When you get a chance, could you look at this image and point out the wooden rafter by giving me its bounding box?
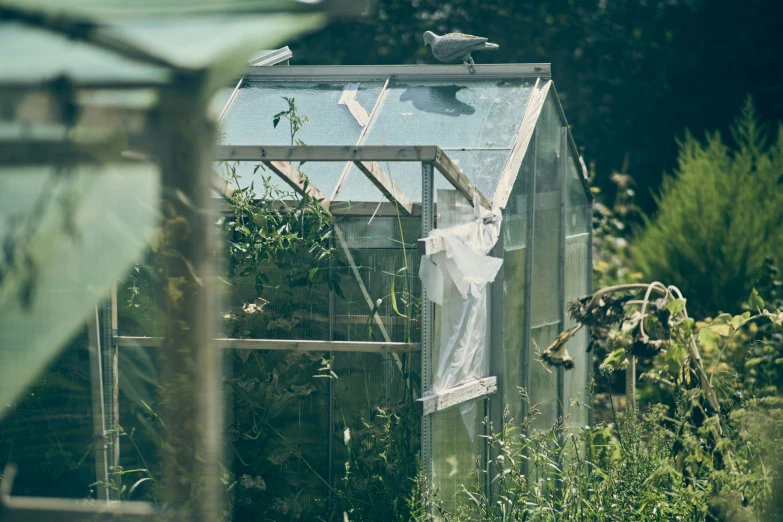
[432,148,491,209]
[262,160,330,210]
[353,160,413,215]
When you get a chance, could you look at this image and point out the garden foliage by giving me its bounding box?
[633,99,783,316]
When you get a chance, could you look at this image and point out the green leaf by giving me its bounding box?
[731,315,744,329]
[390,277,403,317]
[742,311,751,320]
[698,328,718,351]
[665,298,686,315]
[748,287,765,312]
[711,313,732,325]
[600,348,628,372]
[709,323,731,337]
[680,317,695,337]
[665,344,687,375]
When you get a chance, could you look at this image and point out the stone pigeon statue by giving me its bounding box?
[423,31,499,73]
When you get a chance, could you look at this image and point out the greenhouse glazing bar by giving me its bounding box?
[557,126,568,427]
[420,160,435,482]
[113,337,421,353]
[214,145,492,208]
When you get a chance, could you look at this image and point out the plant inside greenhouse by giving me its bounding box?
[1,1,782,522]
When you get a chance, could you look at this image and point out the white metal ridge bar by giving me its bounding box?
[249,46,293,67]
[243,63,551,80]
[218,47,294,123]
[492,78,551,209]
[331,76,391,201]
[218,77,244,122]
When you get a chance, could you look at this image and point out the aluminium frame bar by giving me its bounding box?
[557,126,568,430]
[113,336,420,353]
[86,305,109,501]
[520,127,538,479]
[420,161,435,483]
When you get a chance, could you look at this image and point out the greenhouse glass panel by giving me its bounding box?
[499,140,533,423]
[361,79,534,148]
[563,148,591,427]
[563,235,590,427]
[117,343,163,496]
[335,78,535,202]
[224,347,331,520]
[220,81,384,196]
[431,399,485,511]
[0,340,102,499]
[528,93,563,431]
[331,350,420,477]
[332,216,422,344]
[565,150,590,237]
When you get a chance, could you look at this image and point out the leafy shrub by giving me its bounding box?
[446,402,709,522]
[633,98,783,316]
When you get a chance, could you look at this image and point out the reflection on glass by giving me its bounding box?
[566,148,590,237]
[221,81,383,146]
[0,339,99,499]
[432,400,485,512]
[563,234,590,427]
[527,93,563,431]
[499,145,533,423]
[363,79,534,148]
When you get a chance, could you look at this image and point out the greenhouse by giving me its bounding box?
[204,61,593,510]
[1,8,591,519]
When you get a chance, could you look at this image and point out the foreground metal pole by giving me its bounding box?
[156,75,221,521]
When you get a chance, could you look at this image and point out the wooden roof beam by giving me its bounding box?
[262,160,330,211]
[353,160,413,215]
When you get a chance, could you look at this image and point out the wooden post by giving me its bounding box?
[626,355,636,410]
[155,76,221,521]
[87,305,109,501]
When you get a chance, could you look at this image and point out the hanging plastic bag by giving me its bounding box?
[419,194,503,439]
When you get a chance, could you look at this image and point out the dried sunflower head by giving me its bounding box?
[541,327,577,369]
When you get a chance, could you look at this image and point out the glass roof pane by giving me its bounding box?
[335,78,535,202]
[220,81,383,195]
[0,22,168,84]
[362,79,534,148]
[0,14,322,83]
[221,81,383,146]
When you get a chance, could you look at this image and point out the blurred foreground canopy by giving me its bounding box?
[0,0,348,416]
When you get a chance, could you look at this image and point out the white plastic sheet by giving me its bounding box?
[419,194,503,438]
